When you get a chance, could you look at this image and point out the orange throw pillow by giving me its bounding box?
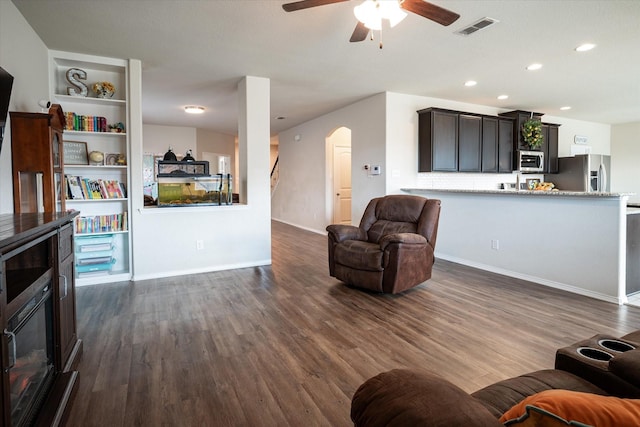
[499,390,640,427]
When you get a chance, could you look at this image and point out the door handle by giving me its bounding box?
[336,193,340,196]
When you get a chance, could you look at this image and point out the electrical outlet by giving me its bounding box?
[196,240,204,250]
[491,239,499,250]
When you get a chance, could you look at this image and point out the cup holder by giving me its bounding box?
[577,347,613,361]
[598,339,636,353]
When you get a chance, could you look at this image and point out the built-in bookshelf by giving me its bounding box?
[49,50,133,285]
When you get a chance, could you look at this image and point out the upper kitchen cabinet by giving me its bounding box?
[481,116,514,173]
[418,108,458,172]
[458,114,482,172]
[419,108,513,173]
[542,123,560,173]
[498,110,544,152]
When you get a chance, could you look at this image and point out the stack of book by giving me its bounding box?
[75,234,116,277]
[64,112,108,132]
[66,175,127,200]
[74,213,128,234]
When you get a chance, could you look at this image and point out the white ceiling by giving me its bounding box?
[12,0,640,136]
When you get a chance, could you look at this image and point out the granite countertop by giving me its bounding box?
[401,188,633,198]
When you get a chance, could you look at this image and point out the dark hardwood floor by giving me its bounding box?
[66,220,640,426]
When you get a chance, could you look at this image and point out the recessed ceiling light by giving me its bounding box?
[464,80,477,87]
[184,106,205,114]
[526,63,543,71]
[497,94,509,100]
[575,43,596,52]
[560,106,572,111]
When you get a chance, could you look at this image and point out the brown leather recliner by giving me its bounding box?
[326,195,441,294]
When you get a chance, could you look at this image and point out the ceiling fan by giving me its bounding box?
[282,0,460,43]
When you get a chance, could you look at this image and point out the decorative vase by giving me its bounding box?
[97,89,114,99]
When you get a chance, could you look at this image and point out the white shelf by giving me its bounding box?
[64,164,127,170]
[51,50,134,285]
[54,94,126,105]
[64,130,126,137]
[75,230,129,237]
[66,198,128,203]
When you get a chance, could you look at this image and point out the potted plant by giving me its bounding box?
[522,119,543,149]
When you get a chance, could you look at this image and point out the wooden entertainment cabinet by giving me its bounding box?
[0,212,81,426]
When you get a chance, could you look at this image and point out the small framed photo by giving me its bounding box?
[105,152,126,166]
[63,141,88,165]
[526,178,540,190]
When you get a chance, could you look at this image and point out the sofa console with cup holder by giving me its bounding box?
[555,331,640,398]
[351,330,640,426]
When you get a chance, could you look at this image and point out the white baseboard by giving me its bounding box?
[271,218,326,235]
[131,259,272,282]
[435,253,625,305]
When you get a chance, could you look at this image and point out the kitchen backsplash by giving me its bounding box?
[416,172,546,190]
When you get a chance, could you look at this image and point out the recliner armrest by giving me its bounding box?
[326,224,366,243]
[379,233,428,251]
[351,369,501,427]
[610,349,640,388]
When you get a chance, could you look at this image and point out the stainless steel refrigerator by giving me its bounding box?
[553,154,611,192]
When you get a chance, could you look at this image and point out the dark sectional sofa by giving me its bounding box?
[351,330,640,426]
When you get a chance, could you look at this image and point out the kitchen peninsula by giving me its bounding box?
[402,188,633,304]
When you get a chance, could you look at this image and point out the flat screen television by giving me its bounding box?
[0,66,14,154]
[0,66,14,126]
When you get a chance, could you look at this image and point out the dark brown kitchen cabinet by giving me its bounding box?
[482,117,498,172]
[542,123,559,173]
[418,108,458,172]
[458,114,482,172]
[482,117,514,173]
[498,118,514,172]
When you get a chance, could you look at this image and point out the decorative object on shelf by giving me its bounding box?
[66,68,88,97]
[522,118,543,149]
[105,152,126,166]
[108,122,125,133]
[63,141,89,165]
[92,81,115,98]
[182,149,195,162]
[526,178,540,190]
[163,147,177,161]
[89,150,105,165]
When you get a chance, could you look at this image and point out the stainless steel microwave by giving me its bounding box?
[518,150,544,172]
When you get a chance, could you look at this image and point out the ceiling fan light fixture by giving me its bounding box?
[354,0,407,30]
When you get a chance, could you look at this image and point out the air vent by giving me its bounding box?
[455,17,499,36]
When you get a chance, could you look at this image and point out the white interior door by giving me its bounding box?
[333,145,351,224]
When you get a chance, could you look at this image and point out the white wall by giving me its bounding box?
[407,190,628,304]
[143,124,196,157]
[611,122,640,203]
[272,93,386,233]
[273,90,613,234]
[196,128,236,173]
[0,1,50,213]
[131,77,271,280]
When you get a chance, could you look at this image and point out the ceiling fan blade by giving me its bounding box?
[400,0,460,26]
[350,21,370,42]
[282,0,349,12]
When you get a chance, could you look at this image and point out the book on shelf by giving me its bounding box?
[64,112,109,133]
[65,175,126,200]
[74,212,128,234]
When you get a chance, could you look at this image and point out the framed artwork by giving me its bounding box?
[105,152,126,166]
[63,141,88,165]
